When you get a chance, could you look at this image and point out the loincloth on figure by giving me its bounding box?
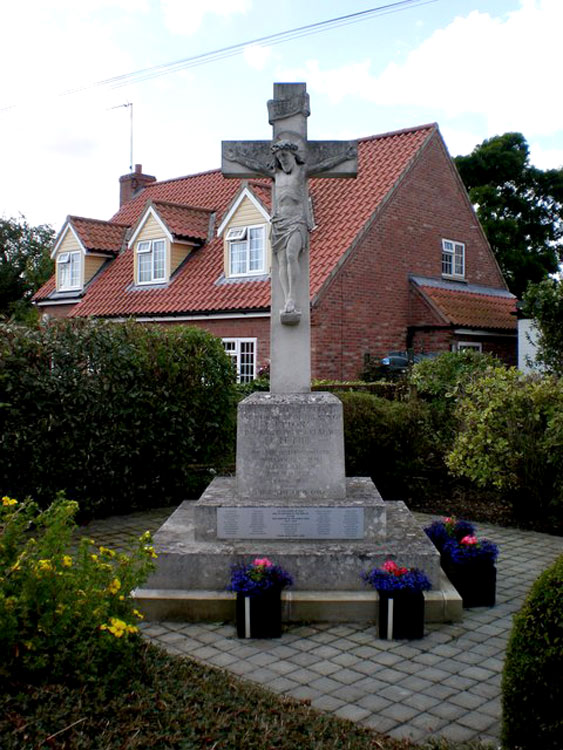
[271,216,309,255]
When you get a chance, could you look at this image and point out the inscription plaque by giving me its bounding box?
[217,506,364,540]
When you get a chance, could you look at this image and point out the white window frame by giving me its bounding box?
[137,238,167,284]
[457,341,482,352]
[222,338,257,383]
[57,250,82,290]
[228,224,266,277]
[442,238,465,279]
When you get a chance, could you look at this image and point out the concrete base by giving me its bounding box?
[134,572,462,624]
[135,491,448,622]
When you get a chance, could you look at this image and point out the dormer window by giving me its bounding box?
[57,251,81,290]
[137,239,166,283]
[228,225,265,276]
[442,239,465,279]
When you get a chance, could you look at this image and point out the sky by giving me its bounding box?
[1,0,562,231]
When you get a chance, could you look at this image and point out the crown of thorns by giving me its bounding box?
[271,139,299,153]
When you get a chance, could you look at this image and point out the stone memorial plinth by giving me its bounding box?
[236,392,346,500]
[134,83,459,625]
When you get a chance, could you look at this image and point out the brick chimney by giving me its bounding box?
[119,164,156,207]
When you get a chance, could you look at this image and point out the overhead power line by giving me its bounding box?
[1,0,436,111]
[68,0,437,91]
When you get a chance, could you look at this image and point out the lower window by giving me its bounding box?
[222,338,256,382]
[457,342,482,352]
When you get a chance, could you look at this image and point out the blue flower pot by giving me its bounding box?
[378,590,425,640]
[236,589,282,638]
[443,560,496,608]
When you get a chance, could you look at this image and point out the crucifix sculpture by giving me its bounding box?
[222,83,357,393]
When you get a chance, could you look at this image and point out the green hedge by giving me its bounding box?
[447,367,563,526]
[313,380,403,400]
[409,350,501,454]
[338,392,439,499]
[0,320,237,517]
[502,554,563,749]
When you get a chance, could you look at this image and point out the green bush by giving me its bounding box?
[339,392,438,499]
[0,493,154,684]
[409,350,501,452]
[447,367,563,525]
[501,554,563,749]
[523,277,563,376]
[409,350,500,399]
[0,319,237,517]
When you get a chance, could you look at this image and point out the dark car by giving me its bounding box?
[379,351,438,377]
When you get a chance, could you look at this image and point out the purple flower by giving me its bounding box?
[361,563,432,593]
[443,537,499,565]
[424,517,476,551]
[227,559,293,596]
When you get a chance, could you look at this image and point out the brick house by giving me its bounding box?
[34,123,517,381]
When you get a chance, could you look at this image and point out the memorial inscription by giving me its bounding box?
[217,506,364,540]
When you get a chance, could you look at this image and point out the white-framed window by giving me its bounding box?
[57,251,81,290]
[222,338,256,383]
[228,225,265,276]
[137,239,166,284]
[457,342,482,352]
[442,239,465,278]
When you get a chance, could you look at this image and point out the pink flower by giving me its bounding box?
[382,560,408,576]
[253,557,273,567]
[444,517,454,524]
[461,535,478,545]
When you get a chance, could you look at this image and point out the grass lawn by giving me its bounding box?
[1,642,495,750]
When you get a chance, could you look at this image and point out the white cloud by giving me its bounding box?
[439,126,486,159]
[0,4,137,108]
[160,0,252,36]
[281,0,563,141]
[243,44,272,71]
[529,143,563,170]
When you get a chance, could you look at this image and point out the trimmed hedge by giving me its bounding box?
[501,554,563,749]
[338,391,439,499]
[313,380,404,400]
[0,320,237,517]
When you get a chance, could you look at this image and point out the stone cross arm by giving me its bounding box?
[222,140,358,179]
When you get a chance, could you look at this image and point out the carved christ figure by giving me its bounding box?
[224,136,357,320]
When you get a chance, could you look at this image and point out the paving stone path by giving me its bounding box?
[82,507,563,746]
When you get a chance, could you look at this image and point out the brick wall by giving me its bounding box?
[37,304,79,319]
[312,132,511,380]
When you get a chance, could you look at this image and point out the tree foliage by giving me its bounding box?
[0,216,55,322]
[522,276,563,375]
[454,133,563,298]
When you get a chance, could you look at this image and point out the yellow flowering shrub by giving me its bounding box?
[0,493,156,681]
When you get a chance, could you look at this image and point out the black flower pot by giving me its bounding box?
[378,590,425,640]
[443,560,496,608]
[236,589,282,638]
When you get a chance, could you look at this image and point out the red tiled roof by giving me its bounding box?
[145,201,214,243]
[69,216,128,254]
[35,124,437,314]
[419,286,517,330]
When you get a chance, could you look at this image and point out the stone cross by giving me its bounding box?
[222,82,357,393]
